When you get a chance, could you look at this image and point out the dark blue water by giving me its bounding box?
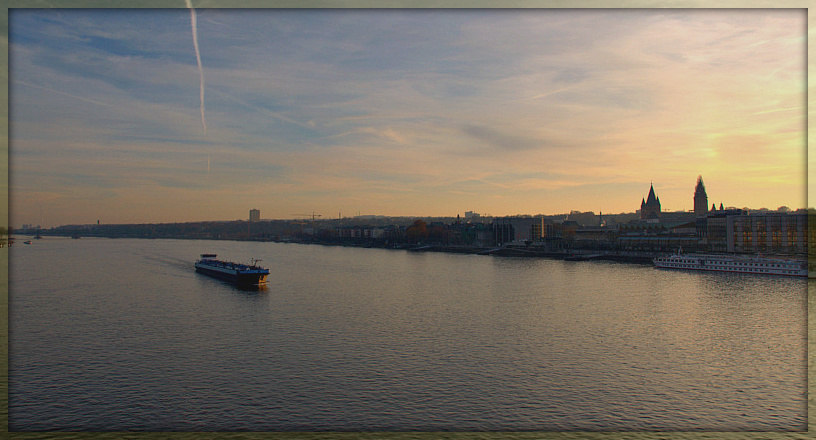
[7,237,807,431]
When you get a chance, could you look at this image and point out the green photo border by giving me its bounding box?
[1,1,811,439]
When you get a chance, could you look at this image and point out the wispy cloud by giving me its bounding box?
[752,106,804,115]
[14,79,114,107]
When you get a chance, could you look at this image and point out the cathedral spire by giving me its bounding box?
[646,184,658,204]
[694,175,706,196]
[694,175,709,216]
[641,183,661,219]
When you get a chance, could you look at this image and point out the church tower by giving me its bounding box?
[640,183,661,219]
[693,175,708,216]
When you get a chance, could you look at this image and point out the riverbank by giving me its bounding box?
[405,244,657,264]
[291,240,813,275]
[13,233,812,275]
[297,240,658,264]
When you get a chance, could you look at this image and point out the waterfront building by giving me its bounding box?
[727,211,807,255]
[693,176,708,216]
[617,234,702,253]
[808,211,816,273]
[573,226,617,249]
[335,225,387,240]
[617,222,698,252]
[452,221,490,246]
[532,220,579,249]
[493,217,545,245]
[705,209,745,252]
[428,222,452,243]
[640,184,661,219]
[617,220,702,252]
[249,209,260,222]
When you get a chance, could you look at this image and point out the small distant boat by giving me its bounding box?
[23,240,32,244]
[194,254,269,287]
[654,250,807,277]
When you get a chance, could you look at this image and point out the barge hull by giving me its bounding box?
[195,263,269,286]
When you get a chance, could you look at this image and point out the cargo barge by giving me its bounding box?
[195,254,269,286]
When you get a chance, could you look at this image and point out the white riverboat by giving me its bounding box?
[653,251,807,277]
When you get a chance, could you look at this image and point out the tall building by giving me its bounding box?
[249,209,260,222]
[693,175,708,216]
[640,183,661,219]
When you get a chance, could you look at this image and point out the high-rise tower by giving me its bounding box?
[693,176,708,216]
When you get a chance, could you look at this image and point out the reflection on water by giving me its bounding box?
[236,283,268,293]
[8,238,807,431]
[192,269,270,293]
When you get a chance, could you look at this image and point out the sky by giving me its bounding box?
[8,8,807,227]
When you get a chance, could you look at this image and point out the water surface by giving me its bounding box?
[8,237,807,431]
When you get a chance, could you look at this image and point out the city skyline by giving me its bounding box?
[9,8,807,228]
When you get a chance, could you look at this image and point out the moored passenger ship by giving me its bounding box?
[653,251,807,277]
[195,254,270,286]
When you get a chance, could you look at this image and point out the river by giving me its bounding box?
[7,237,807,431]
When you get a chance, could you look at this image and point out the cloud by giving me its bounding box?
[460,124,550,153]
[8,9,806,224]
[14,79,114,107]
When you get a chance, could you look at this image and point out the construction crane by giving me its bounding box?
[292,212,322,220]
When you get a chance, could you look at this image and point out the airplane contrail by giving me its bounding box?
[186,0,206,133]
[15,79,114,107]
